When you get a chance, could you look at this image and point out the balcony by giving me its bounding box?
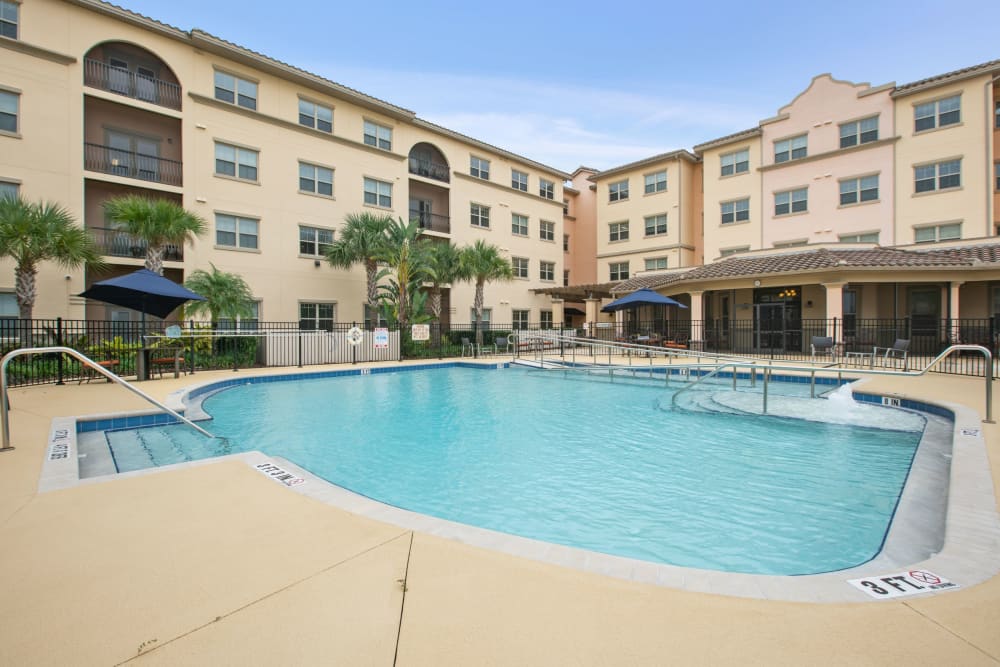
[408,157,450,183]
[409,210,451,234]
[84,143,182,187]
[88,226,184,262]
[84,58,182,110]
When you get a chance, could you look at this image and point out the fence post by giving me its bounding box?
[297,326,303,368]
[438,321,443,360]
[188,319,195,375]
[56,318,64,385]
[473,319,479,359]
[352,321,357,365]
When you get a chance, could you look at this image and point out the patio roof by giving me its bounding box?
[533,282,619,300]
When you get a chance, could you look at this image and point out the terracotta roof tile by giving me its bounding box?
[892,59,1000,95]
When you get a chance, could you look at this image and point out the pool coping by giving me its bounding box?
[40,363,1000,603]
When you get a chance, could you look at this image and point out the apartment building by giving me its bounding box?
[0,0,568,327]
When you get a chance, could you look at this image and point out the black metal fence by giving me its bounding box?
[0,317,995,387]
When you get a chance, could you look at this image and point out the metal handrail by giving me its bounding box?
[0,346,215,452]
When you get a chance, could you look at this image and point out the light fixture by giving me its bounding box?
[777,288,798,299]
[314,259,321,267]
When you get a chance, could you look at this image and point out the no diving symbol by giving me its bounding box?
[909,570,941,585]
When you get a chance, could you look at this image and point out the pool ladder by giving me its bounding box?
[0,346,215,452]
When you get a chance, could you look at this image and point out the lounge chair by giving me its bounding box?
[810,336,837,361]
[663,333,689,349]
[875,338,910,369]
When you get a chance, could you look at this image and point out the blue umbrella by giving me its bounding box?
[78,269,206,333]
[601,288,687,312]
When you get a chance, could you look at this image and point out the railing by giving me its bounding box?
[87,227,183,261]
[83,58,182,110]
[84,142,183,186]
[408,209,451,233]
[408,157,450,183]
[0,346,214,452]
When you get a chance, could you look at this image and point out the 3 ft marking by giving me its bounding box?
[881,396,901,407]
[848,570,957,599]
[360,368,371,375]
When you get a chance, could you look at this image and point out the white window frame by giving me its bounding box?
[512,169,528,192]
[470,156,490,180]
[539,310,553,329]
[645,257,668,271]
[839,175,879,205]
[299,302,336,331]
[839,116,878,148]
[470,203,490,228]
[0,1,18,40]
[838,232,880,243]
[644,214,667,236]
[215,213,259,250]
[915,159,961,193]
[214,70,257,111]
[609,221,629,242]
[914,95,961,132]
[511,213,529,236]
[609,261,629,281]
[298,162,334,197]
[214,142,258,182]
[470,307,492,325]
[539,178,554,199]
[609,179,629,202]
[644,170,667,194]
[539,220,555,241]
[363,120,392,150]
[914,222,962,243]
[539,260,555,282]
[720,149,749,176]
[774,134,807,163]
[0,179,18,200]
[0,89,19,135]
[512,309,530,330]
[298,98,332,133]
[299,225,334,257]
[721,198,750,225]
[774,187,807,216]
[511,256,529,278]
[720,246,750,257]
[363,177,392,208]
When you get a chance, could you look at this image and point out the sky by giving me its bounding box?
[117,0,999,174]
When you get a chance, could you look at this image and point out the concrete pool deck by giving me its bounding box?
[1,359,999,664]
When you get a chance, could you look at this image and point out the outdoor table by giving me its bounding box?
[844,350,873,366]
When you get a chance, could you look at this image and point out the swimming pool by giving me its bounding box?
[100,366,931,576]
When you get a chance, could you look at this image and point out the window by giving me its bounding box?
[0,90,18,134]
[721,149,750,176]
[914,95,960,132]
[539,178,554,199]
[563,234,569,252]
[363,177,392,208]
[915,160,961,193]
[996,102,1000,129]
[0,292,17,319]
[299,302,335,331]
[609,261,629,281]
[298,99,332,133]
[363,121,392,150]
[839,116,878,148]
[214,70,257,110]
[0,1,17,39]
[839,232,880,243]
[0,180,17,200]
[470,156,490,180]
[470,307,491,325]
[609,179,629,202]
[216,213,259,250]
[540,311,553,329]
[470,203,490,228]
[774,134,807,163]
[511,256,529,278]
[914,222,961,243]
[645,257,667,271]
[539,220,555,241]
[512,213,528,236]
[539,261,555,281]
[562,198,569,215]
[720,246,749,257]
[364,305,388,329]
[299,226,334,256]
[215,142,258,181]
[773,239,808,248]
[644,170,667,194]
[299,162,333,197]
[839,175,879,205]
[219,301,260,332]
[512,310,530,330]
[721,198,750,225]
[644,214,667,236]
[609,221,629,242]
[563,270,569,287]
[774,188,807,216]
[511,169,528,192]
[995,163,1000,191]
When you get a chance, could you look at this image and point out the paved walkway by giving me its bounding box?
[0,361,998,665]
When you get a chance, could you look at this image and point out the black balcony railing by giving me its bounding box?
[409,209,451,233]
[84,142,182,186]
[408,157,450,183]
[84,59,182,110]
[87,227,183,262]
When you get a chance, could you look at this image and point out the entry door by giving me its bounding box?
[411,198,432,228]
[754,303,785,351]
[108,57,130,94]
[106,130,133,176]
[134,136,159,181]
[135,65,157,102]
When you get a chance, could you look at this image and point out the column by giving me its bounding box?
[688,291,704,350]
[949,281,963,343]
[551,298,564,328]
[584,297,601,337]
[822,282,845,341]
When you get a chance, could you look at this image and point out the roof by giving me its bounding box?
[692,127,762,153]
[588,150,700,181]
[892,58,1000,97]
[613,244,1000,294]
[532,282,620,300]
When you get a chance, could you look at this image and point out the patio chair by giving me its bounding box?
[875,339,910,369]
[663,332,689,350]
[495,335,511,354]
[460,337,475,357]
[810,336,836,361]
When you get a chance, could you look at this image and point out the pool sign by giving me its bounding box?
[848,570,958,599]
[346,326,364,346]
[411,324,430,341]
[373,327,389,349]
[255,461,305,487]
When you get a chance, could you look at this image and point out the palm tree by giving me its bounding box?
[376,217,426,329]
[183,264,255,326]
[325,211,392,326]
[460,239,514,346]
[104,195,206,275]
[422,240,466,321]
[0,196,104,320]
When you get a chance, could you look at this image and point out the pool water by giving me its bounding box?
[105,367,927,575]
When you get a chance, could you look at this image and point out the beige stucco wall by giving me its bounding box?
[894,74,993,242]
[700,138,762,260]
[564,168,598,285]
[760,75,895,248]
